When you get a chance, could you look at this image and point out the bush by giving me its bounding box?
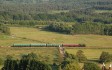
[99,51,112,63]
[76,50,87,62]
[61,52,79,70]
[46,23,73,34]
[65,52,78,61]
[0,58,3,65]
[84,62,101,70]
[0,24,10,35]
[64,61,81,70]
[79,44,86,47]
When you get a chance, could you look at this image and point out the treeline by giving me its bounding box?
[46,23,112,35]
[0,0,82,14]
[61,50,102,70]
[2,53,52,70]
[0,23,10,35]
[85,0,112,10]
[61,50,112,70]
[0,7,112,24]
[0,11,112,24]
[8,20,62,27]
[1,51,112,70]
[0,0,112,36]
[73,23,104,35]
[46,23,73,34]
[0,0,112,24]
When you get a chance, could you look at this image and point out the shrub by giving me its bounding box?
[64,61,81,70]
[79,44,86,47]
[84,62,101,70]
[46,23,73,34]
[0,58,3,65]
[0,24,10,35]
[99,51,112,63]
[76,50,87,62]
[61,52,79,70]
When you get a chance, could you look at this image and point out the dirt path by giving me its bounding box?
[58,46,65,59]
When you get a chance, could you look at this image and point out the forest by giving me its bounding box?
[0,0,112,35]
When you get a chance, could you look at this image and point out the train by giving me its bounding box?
[12,43,86,47]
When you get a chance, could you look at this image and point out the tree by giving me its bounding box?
[0,58,3,65]
[2,53,52,70]
[47,23,73,34]
[65,52,78,61]
[61,52,80,70]
[0,24,10,35]
[84,62,101,70]
[99,51,112,63]
[76,50,87,62]
[27,52,38,59]
[64,61,81,70]
[3,55,18,70]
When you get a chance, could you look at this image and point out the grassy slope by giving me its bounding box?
[65,48,112,60]
[6,27,112,48]
[0,33,35,46]
[66,48,112,68]
[0,47,58,64]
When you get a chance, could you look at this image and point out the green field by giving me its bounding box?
[95,10,112,13]
[0,47,60,70]
[48,10,69,14]
[65,48,112,60]
[1,27,112,47]
[65,48,112,68]
[0,27,112,69]
[0,47,59,64]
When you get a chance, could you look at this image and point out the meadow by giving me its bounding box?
[65,48,112,68]
[2,27,111,48]
[65,48,112,60]
[48,10,69,14]
[0,47,59,64]
[95,10,112,13]
[0,27,112,69]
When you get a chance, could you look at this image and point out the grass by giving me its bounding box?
[0,33,36,46]
[65,48,112,68]
[0,27,112,69]
[65,48,112,60]
[0,65,3,69]
[0,47,59,64]
[48,10,69,14]
[95,10,112,13]
[3,27,112,48]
